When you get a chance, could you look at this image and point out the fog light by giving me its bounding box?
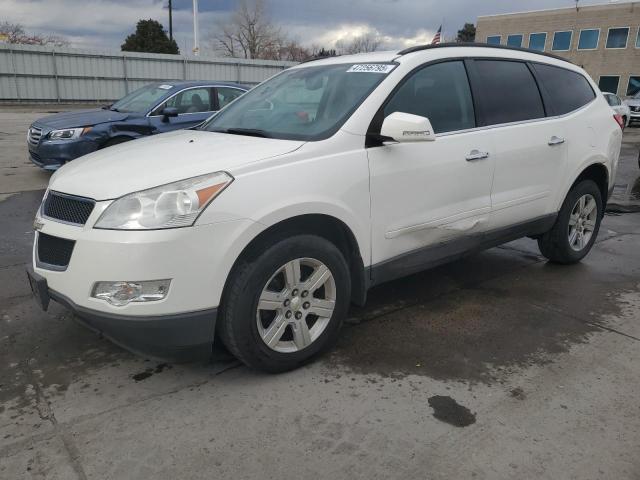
[91,280,171,306]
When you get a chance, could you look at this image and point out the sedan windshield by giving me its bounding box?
[202,63,396,141]
[110,84,174,113]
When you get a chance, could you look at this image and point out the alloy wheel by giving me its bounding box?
[256,258,336,353]
[567,193,598,252]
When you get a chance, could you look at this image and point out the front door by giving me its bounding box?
[149,87,216,133]
[367,60,495,281]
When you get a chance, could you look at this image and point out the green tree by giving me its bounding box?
[456,23,476,43]
[121,19,179,54]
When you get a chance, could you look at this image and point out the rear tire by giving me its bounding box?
[217,234,351,373]
[537,180,603,264]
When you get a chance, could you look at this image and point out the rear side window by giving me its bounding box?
[383,61,475,134]
[532,63,595,115]
[473,60,545,125]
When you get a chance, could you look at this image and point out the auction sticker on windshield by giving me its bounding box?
[158,84,174,90]
[347,64,395,74]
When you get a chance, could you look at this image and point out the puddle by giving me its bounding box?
[631,177,640,200]
[428,395,476,427]
[329,284,600,383]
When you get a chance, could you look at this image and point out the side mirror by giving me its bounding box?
[380,112,436,143]
[162,107,179,121]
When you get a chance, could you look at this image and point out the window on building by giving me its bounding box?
[606,27,629,49]
[507,34,523,48]
[627,76,640,96]
[486,35,501,45]
[384,61,476,134]
[578,29,600,50]
[473,60,545,125]
[636,28,640,48]
[598,76,620,94]
[528,33,547,51]
[552,31,573,51]
[532,64,596,115]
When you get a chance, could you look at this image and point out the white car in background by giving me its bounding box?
[604,92,630,127]
[622,92,640,125]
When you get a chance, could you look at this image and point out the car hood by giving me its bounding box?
[49,129,305,200]
[624,98,640,107]
[34,109,133,129]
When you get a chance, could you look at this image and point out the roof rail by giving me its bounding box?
[397,42,572,64]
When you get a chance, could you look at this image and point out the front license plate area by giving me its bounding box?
[26,267,50,311]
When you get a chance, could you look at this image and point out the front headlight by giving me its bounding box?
[49,127,92,140]
[94,171,233,230]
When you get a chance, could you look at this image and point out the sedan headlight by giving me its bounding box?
[94,172,233,230]
[49,127,92,140]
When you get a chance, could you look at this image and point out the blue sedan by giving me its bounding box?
[27,81,247,170]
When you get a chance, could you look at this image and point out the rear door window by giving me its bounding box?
[532,63,596,115]
[383,60,476,134]
[216,87,245,109]
[473,60,545,126]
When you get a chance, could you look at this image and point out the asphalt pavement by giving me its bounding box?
[1,107,639,480]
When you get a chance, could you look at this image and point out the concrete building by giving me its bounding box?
[476,1,640,97]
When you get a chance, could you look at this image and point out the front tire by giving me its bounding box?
[218,234,351,373]
[537,180,603,264]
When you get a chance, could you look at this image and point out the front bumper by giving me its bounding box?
[27,265,216,360]
[31,207,259,360]
[28,137,98,170]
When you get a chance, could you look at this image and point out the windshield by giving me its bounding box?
[633,91,640,99]
[110,84,174,113]
[201,63,396,141]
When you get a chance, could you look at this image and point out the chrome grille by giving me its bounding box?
[43,191,95,226]
[28,126,43,146]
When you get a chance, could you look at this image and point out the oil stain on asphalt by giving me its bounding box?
[131,363,173,382]
[427,395,476,427]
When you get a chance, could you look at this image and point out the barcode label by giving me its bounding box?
[346,64,395,74]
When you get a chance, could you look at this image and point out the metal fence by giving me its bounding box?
[0,44,297,103]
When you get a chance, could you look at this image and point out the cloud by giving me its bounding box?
[0,0,627,52]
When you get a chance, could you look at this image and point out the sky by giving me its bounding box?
[0,0,628,54]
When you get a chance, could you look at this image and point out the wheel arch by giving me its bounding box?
[99,135,136,149]
[571,162,610,210]
[223,214,368,307]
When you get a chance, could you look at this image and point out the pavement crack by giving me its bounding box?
[527,301,640,343]
[21,359,89,480]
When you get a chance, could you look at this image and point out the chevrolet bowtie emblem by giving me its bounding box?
[33,219,44,231]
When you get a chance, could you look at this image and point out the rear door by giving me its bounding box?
[470,59,567,229]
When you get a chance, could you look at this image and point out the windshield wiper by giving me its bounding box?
[215,127,271,138]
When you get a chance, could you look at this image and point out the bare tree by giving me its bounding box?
[335,33,382,55]
[0,22,69,46]
[209,0,285,59]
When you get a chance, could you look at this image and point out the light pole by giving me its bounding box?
[193,0,200,56]
[168,0,173,43]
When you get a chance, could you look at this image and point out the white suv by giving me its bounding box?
[27,44,622,372]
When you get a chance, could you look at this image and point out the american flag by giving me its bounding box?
[431,25,442,45]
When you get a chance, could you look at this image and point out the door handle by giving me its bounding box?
[465,149,490,161]
[548,136,565,146]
